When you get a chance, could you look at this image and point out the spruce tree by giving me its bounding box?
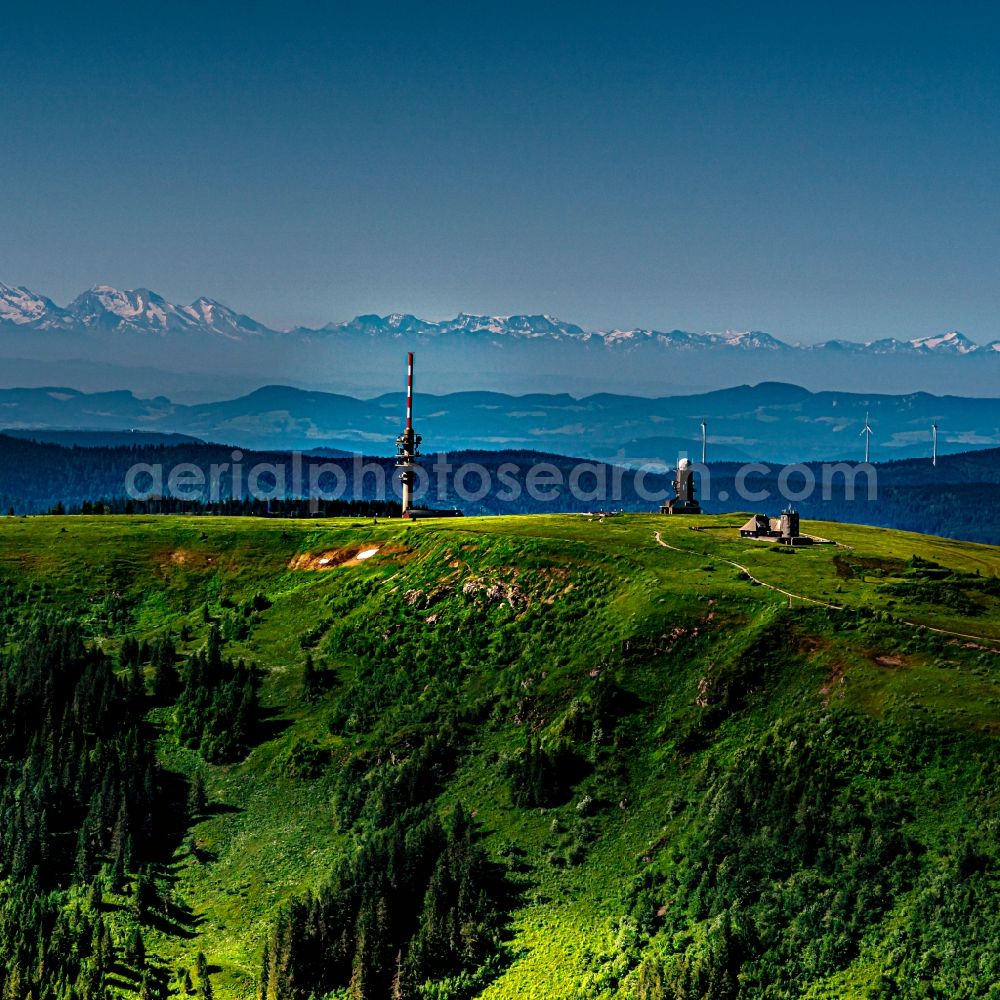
[188,771,207,820]
[302,654,317,703]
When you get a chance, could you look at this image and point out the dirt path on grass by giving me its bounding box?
[654,530,843,609]
[652,531,1000,651]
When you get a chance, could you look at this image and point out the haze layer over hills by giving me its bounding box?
[1,380,997,464]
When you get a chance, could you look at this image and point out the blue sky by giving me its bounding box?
[2,1,1000,342]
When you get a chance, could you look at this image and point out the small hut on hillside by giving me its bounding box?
[739,507,811,545]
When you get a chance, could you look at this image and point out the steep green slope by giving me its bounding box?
[0,513,999,999]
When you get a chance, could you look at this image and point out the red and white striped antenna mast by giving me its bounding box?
[406,351,414,430]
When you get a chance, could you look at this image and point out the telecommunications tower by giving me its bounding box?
[395,352,422,516]
[393,353,463,519]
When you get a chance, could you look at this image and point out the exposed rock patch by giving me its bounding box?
[461,578,527,609]
[403,585,452,609]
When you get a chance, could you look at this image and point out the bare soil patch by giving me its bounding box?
[289,544,408,571]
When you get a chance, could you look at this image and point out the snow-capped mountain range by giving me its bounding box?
[318,312,996,354]
[2,282,999,354]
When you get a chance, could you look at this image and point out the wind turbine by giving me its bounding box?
[700,419,707,465]
[932,423,938,467]
[860,411,874,463]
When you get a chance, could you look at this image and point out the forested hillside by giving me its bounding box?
[0,514,999,998]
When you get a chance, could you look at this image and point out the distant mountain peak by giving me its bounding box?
[444,313,586,337]
[324,312,587,339]
[703,329,789,350]
[910,330,978,354]
[0,284,66,326]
